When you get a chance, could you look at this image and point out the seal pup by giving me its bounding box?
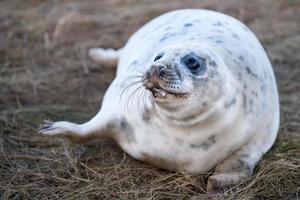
[39,9,280,194]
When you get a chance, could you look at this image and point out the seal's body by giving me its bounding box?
[40,9,279,194]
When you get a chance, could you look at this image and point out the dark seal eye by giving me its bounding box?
[154,52,164,61]
[181,53,207,75]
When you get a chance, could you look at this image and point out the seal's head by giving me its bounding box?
[143,44,227,113]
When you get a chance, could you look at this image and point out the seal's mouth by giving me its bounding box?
[149,86,188,99]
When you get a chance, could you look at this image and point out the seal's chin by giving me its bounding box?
[149,87,188,100]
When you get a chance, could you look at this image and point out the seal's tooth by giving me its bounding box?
[160,89,166,97]
[153,88,166,98]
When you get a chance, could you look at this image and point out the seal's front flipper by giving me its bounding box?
[39,111,120,143]
[89,47,122,67]
[206,144,262,195]
[39,120,85,143]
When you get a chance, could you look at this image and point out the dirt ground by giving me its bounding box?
[0,0,299,199]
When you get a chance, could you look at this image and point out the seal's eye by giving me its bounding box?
[154,52,164,62]
[181,53,207,75]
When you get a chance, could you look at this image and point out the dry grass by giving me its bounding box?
[0,0,299,199]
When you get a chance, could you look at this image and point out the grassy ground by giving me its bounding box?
[0,0,299,199]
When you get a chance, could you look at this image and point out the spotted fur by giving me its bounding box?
[40,9,279,195]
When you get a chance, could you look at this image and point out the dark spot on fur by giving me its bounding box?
[238,72,243,81]
[160,33,176,42]
[224,97,236,108]
[232,33,240,39]
[249,99,254,112]
[106,122,116,130]
[160,36,168,42]
[225,48,233,55]
[215,39,224,43]
[184,23,193,27]
[120,118,135,143]
[230,159,253,174]
[260,82,267,92]
[240,153,249,158]
[246,67,258,79]
[142,109,151,122]
[238,56,244,62]
[242,92,247,112]
[213,22,223,26]
[190,135,216,150]
[207,36,215,40]
[210,29,224,33]
[251,90,258,97]
[164,105,181,112]
[209,60,217,67]
[165,26,172,31]
[243,83,248,90]
[130,60,138,66]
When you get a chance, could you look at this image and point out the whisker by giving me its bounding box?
[136,86,145,112]
[124,74,143,81]
[120,76,144,114]
[143,90,149,111]
[126,84,144,113]
[119,80,143,103]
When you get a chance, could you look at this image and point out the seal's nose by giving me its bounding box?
[149,64,167,78]
[143,64,167,90]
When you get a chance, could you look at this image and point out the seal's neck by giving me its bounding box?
[154,98,225,127]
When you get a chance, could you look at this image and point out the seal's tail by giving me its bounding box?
[89,47,122,67]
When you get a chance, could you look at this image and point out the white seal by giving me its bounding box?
[39,9,279,194]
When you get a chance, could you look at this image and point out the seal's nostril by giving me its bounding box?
[158,65,167,72]
[150,64,167,77]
